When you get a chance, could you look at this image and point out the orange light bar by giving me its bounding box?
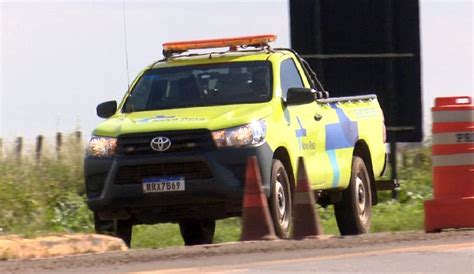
[163,34,277,53]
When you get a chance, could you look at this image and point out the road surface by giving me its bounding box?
[1,230,473,273]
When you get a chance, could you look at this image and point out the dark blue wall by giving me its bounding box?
[290,0,422,142]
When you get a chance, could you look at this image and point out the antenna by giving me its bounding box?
[122,0,131,89]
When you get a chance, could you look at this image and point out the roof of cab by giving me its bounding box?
[150,49,291,69]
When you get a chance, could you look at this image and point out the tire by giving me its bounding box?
[94,213,133,247]
[334,156,372,235]
[269,159,292,239]
[178,219,215,246]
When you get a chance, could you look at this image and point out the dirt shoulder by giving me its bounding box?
[1,230,473,273]
[0,234,127,260]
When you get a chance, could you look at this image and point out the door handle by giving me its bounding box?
[314,113,323,121]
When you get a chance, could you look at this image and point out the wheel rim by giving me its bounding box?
[275,172,290,230]
[355,174,369,224]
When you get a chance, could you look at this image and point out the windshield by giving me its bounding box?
[123,61,272,112]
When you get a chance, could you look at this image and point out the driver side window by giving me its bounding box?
[280,58,304,99]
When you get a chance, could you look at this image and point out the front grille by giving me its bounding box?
[116,129,214,156]
[114,161,212,185]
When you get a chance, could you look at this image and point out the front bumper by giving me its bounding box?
[84,143,273,223]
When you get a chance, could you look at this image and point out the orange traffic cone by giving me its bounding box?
[292,157,323,240]
[240,156,277,241]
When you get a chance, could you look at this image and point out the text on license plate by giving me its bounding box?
[142,176,185,193]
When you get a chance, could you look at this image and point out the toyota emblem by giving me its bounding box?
[150,136,172,152]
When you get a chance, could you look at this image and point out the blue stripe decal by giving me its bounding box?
[325,104,359,150]
[295,116,307,150]
[330,103,351,122]
[295,117,306,137]
[325,103,358,187]
[327,150,340,187]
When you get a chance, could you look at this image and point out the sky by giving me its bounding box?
[0,0,473,143]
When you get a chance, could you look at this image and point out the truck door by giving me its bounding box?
[280,58,330,188]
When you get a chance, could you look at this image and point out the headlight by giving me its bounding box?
[86,136,117,157]
[212,120,266,148]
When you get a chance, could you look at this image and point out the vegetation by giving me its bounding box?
[0,136,432,248]
[0,135,93,237]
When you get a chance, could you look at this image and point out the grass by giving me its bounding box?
[131,218,242,248]
[132,145,432,248]
[0,136,93,236]
[0,136,432,248]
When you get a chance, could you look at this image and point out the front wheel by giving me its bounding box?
[178,219,215,246]
[94,213,133,247]
[334,156,372,235]
[269,159,292,239]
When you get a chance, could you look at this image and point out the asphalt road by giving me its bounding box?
[129,240,473,273]
[1,230,473,273]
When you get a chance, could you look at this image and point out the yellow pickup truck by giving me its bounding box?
[84,35,387,246]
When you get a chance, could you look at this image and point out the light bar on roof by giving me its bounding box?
[162,34,277,56]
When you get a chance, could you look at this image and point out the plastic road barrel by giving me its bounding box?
[424,96,474,232]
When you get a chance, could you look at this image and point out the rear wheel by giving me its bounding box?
[269,159,292,239]
[334,156,372,235]
[94,213,133,247]
[178,219,215,246]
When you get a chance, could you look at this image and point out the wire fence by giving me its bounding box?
[0,131,87,162]
[0,131,431,169]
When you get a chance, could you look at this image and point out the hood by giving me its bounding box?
[93,103,273,137]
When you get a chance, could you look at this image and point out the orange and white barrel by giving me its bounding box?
[425,96,474,232]
[432,96,474,198]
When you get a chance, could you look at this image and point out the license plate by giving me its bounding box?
[142,176,185,193]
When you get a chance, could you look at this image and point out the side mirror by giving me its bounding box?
[285,88,316,105]
[96,100,117,118]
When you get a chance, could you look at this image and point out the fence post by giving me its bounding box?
[75,131,82,144]
[36,135,44,162]
[16,137,23,162]
[56,132,63,160]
